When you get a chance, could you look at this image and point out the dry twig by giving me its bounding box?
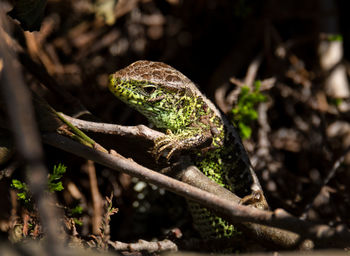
[60,112,163,141]
[108,239,177,252]
[42,132,350,249]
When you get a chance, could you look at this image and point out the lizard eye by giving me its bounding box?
[143,86,156,95]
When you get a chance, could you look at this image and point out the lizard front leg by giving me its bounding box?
[153,129,213,161]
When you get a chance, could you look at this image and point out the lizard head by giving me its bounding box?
[109,61,201,131]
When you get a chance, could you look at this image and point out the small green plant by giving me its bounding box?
[11,163,67,204]
[328,97,342,107]
[70,205,83,215]
[327,34,343,42]
[68,205,83,226]
[231,81,266,139]
[48,163,66,192]
[11,179,30,204]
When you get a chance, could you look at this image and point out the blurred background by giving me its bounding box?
[1,0,350,252]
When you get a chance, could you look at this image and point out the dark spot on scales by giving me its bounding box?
[141,73,151,80]
[150,63,160,68]
[201,136,213,148]
[152,70,162,78]
[200,101,208,112]
[166,75,181,82]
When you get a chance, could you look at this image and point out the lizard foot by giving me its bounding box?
[239,190,268,210]
[152,129,213,162]
[153,130,182,161]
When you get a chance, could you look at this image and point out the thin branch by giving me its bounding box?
[323,146,350,185]
[47,113,242,206]
[85,160,103,235]
[244,53,263,88]
[60,112,164,141]
[166,162,241,203]
[108,239,177,252]
[42,133,350,248]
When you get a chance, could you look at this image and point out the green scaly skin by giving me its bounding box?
[109,60,267,238]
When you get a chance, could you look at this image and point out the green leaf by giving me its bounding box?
[328,97,342,106]
[231,81,266,139]
[17,192,27,201]
[12,179,25,189]
[327,34,343,42]
[48,163,66,192]
[73,218,83,226]
[8,0,47,31]
[12,179,31,203]
[70,206,83,215]
[238,122,252,139]
[49,182,64,192]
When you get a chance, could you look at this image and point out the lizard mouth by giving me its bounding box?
[108,76,145,102]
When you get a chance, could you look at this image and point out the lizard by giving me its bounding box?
[108,60,268,239]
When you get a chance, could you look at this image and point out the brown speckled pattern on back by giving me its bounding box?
[112,60,193,90]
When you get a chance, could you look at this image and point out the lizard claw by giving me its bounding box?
[152,129,214,162]
[239,190,268,210]
[153,135,180,161]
